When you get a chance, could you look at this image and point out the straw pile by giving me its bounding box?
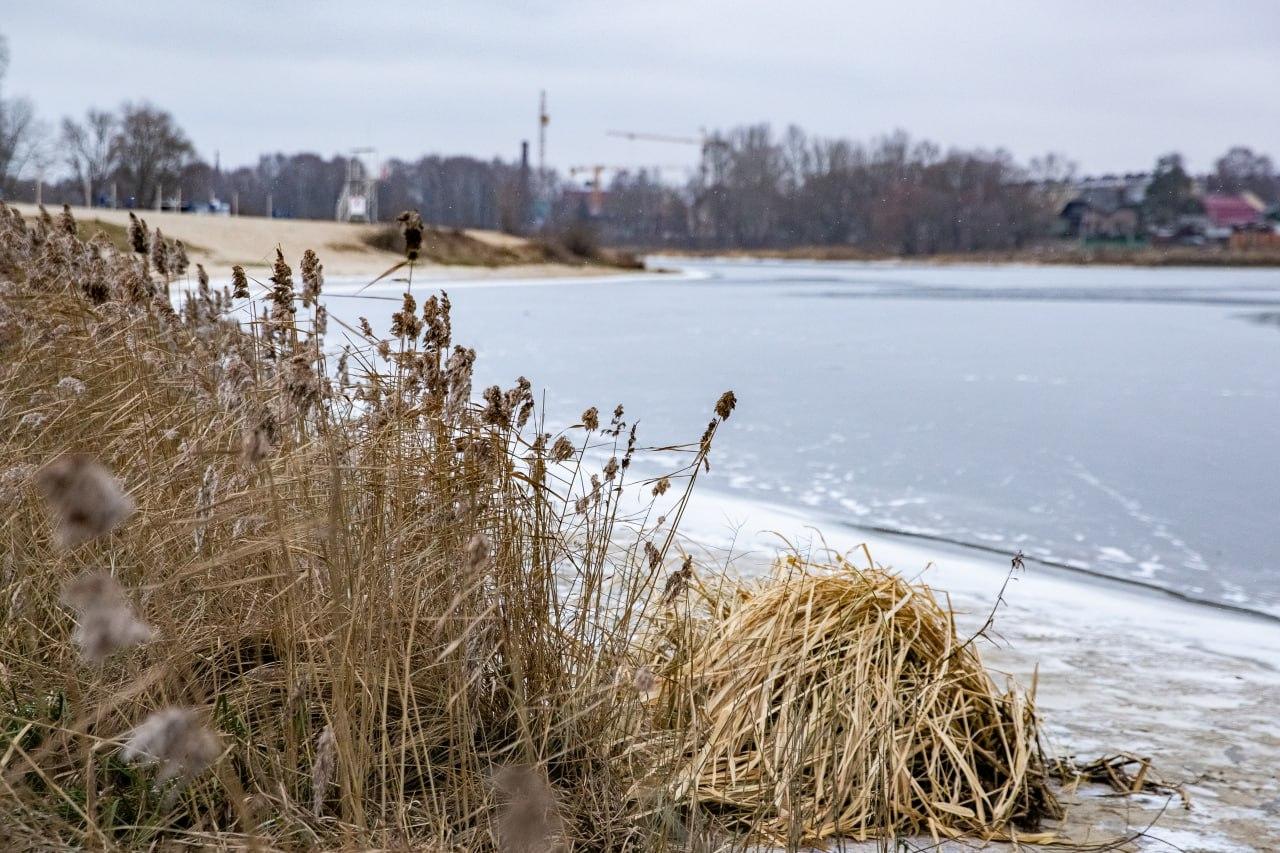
[656,554,1061,845]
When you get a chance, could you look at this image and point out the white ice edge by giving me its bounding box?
[194,263,701,298]
[674,485,1280,671]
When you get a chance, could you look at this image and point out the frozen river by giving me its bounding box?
[321,258,1280,617]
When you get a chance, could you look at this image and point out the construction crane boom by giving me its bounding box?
[606,130,702,146]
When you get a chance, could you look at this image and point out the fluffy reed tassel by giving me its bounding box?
[312,723,337,815]
[60,571,153,664]
[127,212,149,255]
[492,765,564,853]
[231,264,250,299]
[121,707,221,783]
[151,228,169,278]
[300,249,324,308]
[35,454,135,547]
[58,203,77,236]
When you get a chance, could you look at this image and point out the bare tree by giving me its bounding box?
[1209,146,1277,203]
[62,108,118,206]
[0,34,42,197]
[112,102,194,207]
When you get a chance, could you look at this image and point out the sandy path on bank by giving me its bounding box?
[8,203,617,280]
[675,490,1280,851]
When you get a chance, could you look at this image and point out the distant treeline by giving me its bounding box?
[2,54,1276,254]
[597,126,1068,253]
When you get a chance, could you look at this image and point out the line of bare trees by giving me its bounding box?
[4,31,1277,254]
[586,126,1075,253]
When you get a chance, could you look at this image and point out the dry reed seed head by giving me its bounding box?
[621,423,637,472]
[240,412,279,466]
[445,346,476,415]
[465,532,491,572]
[284,353,321,414]
[574,496,588,514]
[60,570,153,664]
[550,436,574,463]
[336,347,350,389]
[643,539,661,569]
[491,765,565,853]
[358,316,375,338]
[55,376,87,397]
[38,204,53,226]
[230,264,250,299]
[660,555,694,607]
[35,454,136,548]
[193,464,219,550]
[376,339,391,360]
[314,303,328,337]
[170,239,190,276]
[439,291,453,344]
[300,248,324,307]
[270,248,295,306]
[150,228,169,277]
[391,292,423,339]
[216,353,252,409]
[481,385,511,428]
[196,263,209,294]
[396,210,425,261]
[121,707,222,784]
[0,463,36,507]
[632,665,657,695]
[421,293,451,350]
[651,476,670,497]
[602,456,619,482]
[312,723,337,816]
[505,376,535,430]
[581,406,599,432]
[58,203,77,236]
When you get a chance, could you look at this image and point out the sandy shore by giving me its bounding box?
[676,490,1280,851]
[8,203,620,280]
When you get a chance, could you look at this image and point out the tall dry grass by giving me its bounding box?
[0,202,1059,850]
[0,202,733,850]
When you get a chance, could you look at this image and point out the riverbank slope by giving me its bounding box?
[9,203,631,279]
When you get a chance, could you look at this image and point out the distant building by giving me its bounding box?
[1056,173,1150,241]
[1058,187,1141,241]
[1202,193,1263,229]
[1201,193,1264,240]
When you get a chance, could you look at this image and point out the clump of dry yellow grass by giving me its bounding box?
[636,553,1061,847]
[0,200,1061,850]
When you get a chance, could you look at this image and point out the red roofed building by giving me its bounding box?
[1201,193,1263,230]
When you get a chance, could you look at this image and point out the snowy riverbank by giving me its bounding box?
[677,488,1280,850]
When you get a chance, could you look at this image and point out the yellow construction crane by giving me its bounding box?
[567,164,687,216]
[606,129,729,186]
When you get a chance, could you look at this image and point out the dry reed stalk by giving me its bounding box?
[0,206,729,848]
[647,554,1062,845]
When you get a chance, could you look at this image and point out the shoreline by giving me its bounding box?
[644,245,1280,269]
[9,203,634,280]
[676,486,1280,848]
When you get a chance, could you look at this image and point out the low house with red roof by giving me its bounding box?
[1201,193,1264,238]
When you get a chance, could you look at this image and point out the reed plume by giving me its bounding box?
[121,707,221,784]
[35,454,135,547]
[60,570,153,664]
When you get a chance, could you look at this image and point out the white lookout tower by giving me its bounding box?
[336,147,379,222]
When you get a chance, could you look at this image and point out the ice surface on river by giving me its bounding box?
[319,258,1280,616]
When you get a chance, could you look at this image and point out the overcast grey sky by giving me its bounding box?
[4,1,1278,177]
